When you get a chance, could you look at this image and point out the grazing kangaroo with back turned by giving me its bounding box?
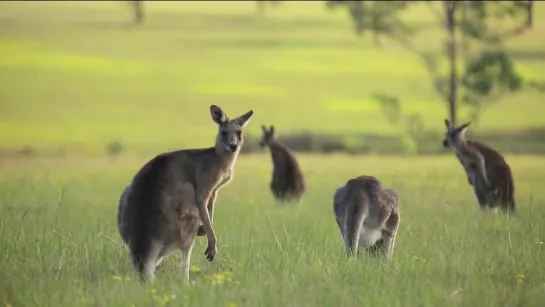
[259,125,306,202]
[333,175,400,259]
[442,119,515,215]
[117,105,254,282]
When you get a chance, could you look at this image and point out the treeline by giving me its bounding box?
[240,127,545,156]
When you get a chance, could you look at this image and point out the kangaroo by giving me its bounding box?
[259,125,306,202]
[442,119,515,215]
[333,175,400,259]
[117,105,254,282]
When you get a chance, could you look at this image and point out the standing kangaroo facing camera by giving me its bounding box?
[442,119,515,215]
[259,125,306,202]
[333,176,400,259]
[117,105,254,282]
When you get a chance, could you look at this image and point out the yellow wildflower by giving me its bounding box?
[517,272,526,285]
[159,294,170,305]
[190,265,201,272]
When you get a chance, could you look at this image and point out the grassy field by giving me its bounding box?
[1,2,545,306]
[1,154,545,307]
[0,1,545,155]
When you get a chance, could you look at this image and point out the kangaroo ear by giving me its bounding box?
[261,125,267,133]
[458,122,471,133]
[270,125,275,134]
[456,122,471,137]
[444,118,451,129]
[233,110,254,128]
[210,105,227,125]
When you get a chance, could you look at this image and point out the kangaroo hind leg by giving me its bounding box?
[379,211,400,259]
[374,188,400,259]
[343,199,366,258]
[130,239,163,283]
[180,238,196,283]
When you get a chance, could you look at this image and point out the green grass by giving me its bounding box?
[1,154,545,306]
[0,1,545,155]
[2,3,545,306]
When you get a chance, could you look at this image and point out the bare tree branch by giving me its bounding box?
[477,24,530,43]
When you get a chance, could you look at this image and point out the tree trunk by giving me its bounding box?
[445,1,458,125]
[527,1,534,28]
[459,2,467,59]
[133,0,144,25]
[256,1,266,19]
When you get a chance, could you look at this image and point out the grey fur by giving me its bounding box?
[117,105,254,282]
[333,176,400,259]
[443,119,516,215]
[259,125,306,202]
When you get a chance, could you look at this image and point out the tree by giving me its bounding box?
[326,1,411,46]
[527,0,534,27]
[328,1,534,126]
[132,0,144,25]
[256,1,280,19]
[446,1,530,125]
[461,50,522,125]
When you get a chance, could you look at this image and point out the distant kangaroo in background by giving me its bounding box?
[443,119,516,215]
[259,125,306,202]
[117,105,254,282]
[333,175,400,259]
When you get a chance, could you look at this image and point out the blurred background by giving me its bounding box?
[0,0,543,158]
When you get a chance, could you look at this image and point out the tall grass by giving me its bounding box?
[1,154,544,306]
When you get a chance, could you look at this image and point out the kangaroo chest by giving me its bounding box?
[217,169,233,190]
[455,150,473,164]
[456,150,488,178]
[456,151,479,173]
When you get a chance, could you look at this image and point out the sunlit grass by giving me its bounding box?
[0,1,544,156]
[0,41,149,77]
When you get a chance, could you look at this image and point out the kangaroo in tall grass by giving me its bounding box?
[442,119,516,215]
[259,125,306,202]
[117,105,254,282]
[333,175,400,259]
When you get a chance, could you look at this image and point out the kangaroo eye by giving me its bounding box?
[221,131,228,138]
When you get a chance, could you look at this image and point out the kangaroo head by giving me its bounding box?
[443,119,471,149]
[259,125,276,147]
[210,105,254,154]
